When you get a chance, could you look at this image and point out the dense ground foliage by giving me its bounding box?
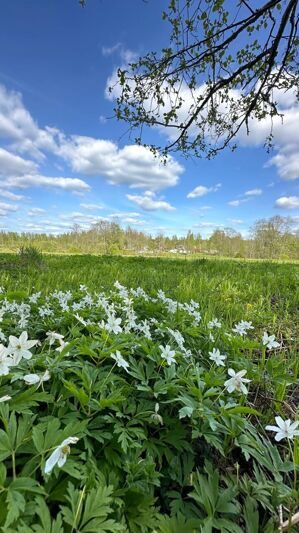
[0,254,297,531]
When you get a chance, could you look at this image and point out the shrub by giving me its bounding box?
[18,246,46,269]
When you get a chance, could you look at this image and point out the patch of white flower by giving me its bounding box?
[224,369,251,395]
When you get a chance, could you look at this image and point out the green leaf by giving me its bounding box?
[5,490,26,527]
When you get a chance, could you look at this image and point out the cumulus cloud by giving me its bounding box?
[187,183,221,199]
[0,147,37,176]
[127,191,175,211]
[58,136,182,191]
[244,188,262,196]
[0,85,58,159]
[2,175,90,192]
[0,84,183,197]
[0,201,18,217]
[275,196,299,209]
[238,95,299,181]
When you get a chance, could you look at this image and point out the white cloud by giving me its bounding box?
[238,97,299,181]
[266,151,299,181]
[107,211,145,225]
[0,189,25,201]
[2,174,90,192]
[105,60,299,182]
[228,199,248,207]
[28,208,46,216]
[80,203,103,210]
[187,183,221,199]
[244,188,262,196]
[58,136,182,191]
[59,212,107,224]
[228,218,244,225]
[0,84,57,159]
[102,43,122,56]
[0,147,37,176]
[275,196,299,209]
[193,222,224,228]
[0,84,183,195]
[0,201,18,217]
[127,191,175,211]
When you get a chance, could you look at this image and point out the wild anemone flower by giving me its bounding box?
[8,331,38,365]
[111,350,129,372]
[0,344,13,376]
[23,370,50,386]
[0,395,11,402]
[208,348,226,367]
[104,316,122,335]
[266,417,299,441]
[232,320,254,336]
[55,339,69,354]
[262,332,280,350]
[208,319,221,329]
[46,331,64,346]
[160,345,176,365]
[224,369,251,394]
[44,437,79,474]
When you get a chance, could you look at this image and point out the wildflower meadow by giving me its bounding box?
[0,254,297,531]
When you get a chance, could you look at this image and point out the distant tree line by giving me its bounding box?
[0,216,298,260]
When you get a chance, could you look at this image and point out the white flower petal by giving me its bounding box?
[44,448,61,474]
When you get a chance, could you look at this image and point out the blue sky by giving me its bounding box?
[0,0,298,238]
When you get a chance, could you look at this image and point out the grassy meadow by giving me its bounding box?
[0,252,298,531]
[1,253,298,334]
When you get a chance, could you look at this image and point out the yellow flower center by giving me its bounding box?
[61,445,70,455]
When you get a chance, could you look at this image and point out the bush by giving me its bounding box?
[18,246,46,269]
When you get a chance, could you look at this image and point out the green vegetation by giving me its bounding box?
[0,215,298,259]
[0,254,298,531]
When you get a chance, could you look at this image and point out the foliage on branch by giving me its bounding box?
[111,0,299,157]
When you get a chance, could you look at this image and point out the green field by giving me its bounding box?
[0,253,298,531]
[1,253,298,333]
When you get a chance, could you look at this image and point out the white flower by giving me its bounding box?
[232,320,254,336]
[151,403,163,425]
[0,395,11,402]
[209,333,215,342]
[23,370,50,386]
[111,350,129,372]
[29,292,41,304]
[46,331,64,346]
[55,340,69,354]
[104,316,122,335]
[209,348,226,367]
[8,331,38,365]
[208,319,221,329]
[160,345,176,365]
[224,369,251,394]
[44,436,79,474]
[0,344,13,376]
[74,314,87,326]
[266,417,299,441]
[262,332,280,350]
